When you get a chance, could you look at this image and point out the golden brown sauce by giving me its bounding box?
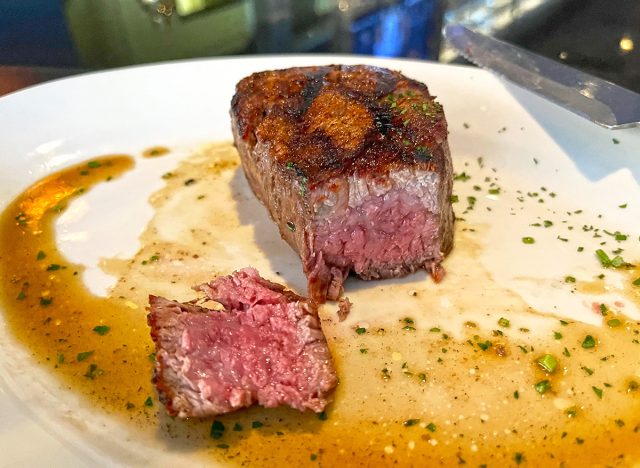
[142,146,170,158]
[1,144,640,466]
[0,156,156,414]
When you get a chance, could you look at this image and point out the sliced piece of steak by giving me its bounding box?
[231,65,454,303]
[147,267,337,418]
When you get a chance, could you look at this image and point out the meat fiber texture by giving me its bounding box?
[231,65,454,303]
[147,267,337,418]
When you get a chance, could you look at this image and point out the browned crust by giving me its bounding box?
[230,65,448,186]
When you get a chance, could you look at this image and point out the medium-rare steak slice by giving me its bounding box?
[231,65,454,303]
[147,267,337,418]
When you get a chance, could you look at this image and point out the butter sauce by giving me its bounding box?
[0,144,639,466]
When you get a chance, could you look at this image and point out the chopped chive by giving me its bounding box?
[536,354,558,373]
[317,411,327,421]
[553,331,563,340]
[498,317,510,328]
[36,250,46,260]
[581,366,594,376]
[595,249,611,267]
[565,276,576,283]
[592,386,603,399]
[513,390,519,399]
[252,421,263,429]
[84,363,103,379]
[40,297,53,306]
[144,396,153,407]
[46,264,61,271]
[612,138,619,144]
[403,418,420,427]
[87,161,102,168]
[522,237,535,244]
[56,353,65,364]
[286,221,296,232]
[534,380,551,394]
[429,327,441,333]
[632,278,640,286]
[355,327,366,335]
[426,422,436,432]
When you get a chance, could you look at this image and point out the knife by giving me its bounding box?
[443,24,640,129]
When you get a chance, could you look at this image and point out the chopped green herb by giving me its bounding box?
[210,420,225,439]
[565,276,576,283]
[355,327,366,335]
[612,138,620,144]
[565,406,577,418]
[77,351,94,361]
[426,422,436,432]
[477,340,492,351]
[537,354,558,373]
[522,237,535,244]
[402,325,416,331]
[543,220,553,228]
[596,249,611,267]
[560,320,569,326]
[632,278,640,286]
[84,363,103,380]
[184,178,196,186]
[310,453,318,461]
[252,421,264,429]
[450,194,459,203]
[518,345,529,354]
[429,327,441,333]
[592,386,603,399]
[125,402,135,410]
[453,172,471,182]
[582,335,596,349]
[534,379,551,394]
[615,419,625,427]
[317,411,328,421]
[36,250,46,260]
[514,452,524,465]
[144,396,153,407]
[488,188,500,195]
[286,221,296,232]
[16,291,26,300]
[498,317,510,328]
[581,366,594,376]
[46,264,61,271]
[359,348,368,354]
[554,331,563,340]
[148,352,156,362]
[161,172,174,179]
[92,325,110,336]
[87,161,102,168]
[513,390,519,399]
[39,297,53,306]
[577,246,584,252]
[233,423,243,431]
[56,353,65,364]
[403,418,420,427]
[216,444,230,449]
[619,203,627,208]
[607,318,621,327]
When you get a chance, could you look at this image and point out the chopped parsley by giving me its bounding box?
[355,327,366,335]
[498,317,510,328]
[403,418,420,427]
[581,335,596,349]
[252,421,264,429]
[84,363,103,380]
[522,237,535,244]
[92,325,110,336]
[210,420,225,439]
[592,386,603,399]
[77,351,94,361]
[144,396,153,407]
[36,250,46,260]
[426,422,436,432]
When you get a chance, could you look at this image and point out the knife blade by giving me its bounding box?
[443,24,640,129]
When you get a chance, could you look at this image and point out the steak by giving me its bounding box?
[231,65,454,303]
[147,267,337,418]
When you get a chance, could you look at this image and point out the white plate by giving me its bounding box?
[1,56,639,466]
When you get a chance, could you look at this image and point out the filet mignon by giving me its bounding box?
[147,267,337,418]
[231,65,454,303]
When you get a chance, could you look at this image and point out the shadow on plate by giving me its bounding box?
[504,81,640,184]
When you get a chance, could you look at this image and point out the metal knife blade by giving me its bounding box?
[443,24,640,129]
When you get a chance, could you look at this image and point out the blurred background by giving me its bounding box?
[0,0,638,93]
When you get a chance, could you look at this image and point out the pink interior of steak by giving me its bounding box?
[148,268,336,417]
[307,187,443,301]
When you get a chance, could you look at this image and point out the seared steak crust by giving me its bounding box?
[147,268,337,418]
[231,65,454,302]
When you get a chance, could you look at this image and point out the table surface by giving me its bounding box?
[0,65,84,97]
